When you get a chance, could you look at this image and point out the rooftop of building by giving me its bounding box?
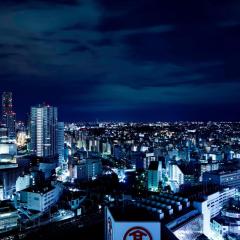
[30,155,59,165]
[0,162,18,170]
[148,161,160,171]
[64,188,87,199]
[212,214,239,226]
[177,184,222,202]
[22,184,54,194]
[108,204,159,222]
[108,192,194,224]
[108,202,198,227]
[221,198,240,214]
[177,163,198,175]
[75,158,102,165]
[203,169,240,176]
[0,154,15,159]
[0,201,17,214]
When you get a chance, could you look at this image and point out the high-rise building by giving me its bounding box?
[30,104,62,159]
[2,92,12,117]
[57,122,65,166]
[2,92,16,139]
[147,161,162,192]
[72,158,102,181]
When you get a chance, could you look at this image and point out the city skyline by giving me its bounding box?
[0,0,239,121]
[0,1,240,240]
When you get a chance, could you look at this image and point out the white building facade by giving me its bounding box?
[20,184,62,212]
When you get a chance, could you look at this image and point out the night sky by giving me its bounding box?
[0,0,239,122]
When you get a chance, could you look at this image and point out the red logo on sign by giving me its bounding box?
[123,227,152,240]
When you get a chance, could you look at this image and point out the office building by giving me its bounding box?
[72,158,102,181]
[193,187,236,239]
[2,92,16,139]
[30,105,64,165]
[211,198,240,239]
[199,161,219,182]
[20,183,62,212]
[30,104,57,157]
[169,163,184,188]
[57,122,65,166]
[203,170,240,189]
[105,205,161,240]
[193,187,236,218]
[0,163,21,200]
[147,161,162,192]
[101,141,111,155]
[105,193,205,240]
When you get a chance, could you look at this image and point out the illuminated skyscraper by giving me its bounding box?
[56,122,65,166]
[147,161,162,192]
[2,92,16,139]
[30,104,64,164]
[30,104,58,157]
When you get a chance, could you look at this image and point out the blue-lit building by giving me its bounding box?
[2,92,16,139]
[57,122,65,166]
[30,104,64,166]
[147,161,162,192]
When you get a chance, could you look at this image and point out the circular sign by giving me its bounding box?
[123,226,153,240]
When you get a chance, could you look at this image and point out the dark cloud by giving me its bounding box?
[96,0,215,32]
[69,45,92,53]
[1,0,81,6]
[0,0,239,121]
[58,39,80,44]
[89,38,113,47]
[61,22,88,31]
[0,53,22,58]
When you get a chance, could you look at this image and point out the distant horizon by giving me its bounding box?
[0,90,240,122]
[63,120,240,124]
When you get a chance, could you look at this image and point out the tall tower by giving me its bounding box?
[30,104,58,157]
[2,92,16,139]
[2,92,12,115]
[30,104,64,164]
[57,122,65,166]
